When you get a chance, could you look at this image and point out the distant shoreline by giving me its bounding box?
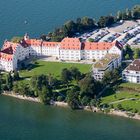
[1,92,140,121]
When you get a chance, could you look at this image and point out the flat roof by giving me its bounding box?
[94,54,119,69]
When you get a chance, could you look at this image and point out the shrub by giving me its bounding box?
[57,96,64,102]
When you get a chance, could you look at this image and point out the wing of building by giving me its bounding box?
[0,35,123,72]
[122,59,140,84]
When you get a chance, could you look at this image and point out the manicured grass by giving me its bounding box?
[101,82,140,113]
[101,90,140,104]
[20,61,91,78]
[119,82,140,91]
[113,100,140,112]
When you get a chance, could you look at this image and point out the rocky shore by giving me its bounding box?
[1,92,140,121]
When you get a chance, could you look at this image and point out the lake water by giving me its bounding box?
[0,95,140,140]
[0,0,140,45]
[0,1,140,139]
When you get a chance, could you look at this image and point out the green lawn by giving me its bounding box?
[101,90,140,104]
[113,100,140,112]
[20,61,91,78]
[101,82,140,113]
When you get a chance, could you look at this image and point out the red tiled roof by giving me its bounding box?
[60,37,81,50]
[0,41,18,61]
[27,39,42,46]
[83,42,115,50]
[0,52,13,61]
[2,41,18,51]
[42,41,60,47]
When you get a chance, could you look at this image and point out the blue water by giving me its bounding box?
[0,1,140,139]
[0,95,140,140]
[0,0,140,45]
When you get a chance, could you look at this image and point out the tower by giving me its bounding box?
[24,33,29,41]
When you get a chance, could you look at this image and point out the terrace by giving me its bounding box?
[94,54,119,69]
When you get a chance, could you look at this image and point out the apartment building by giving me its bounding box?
[122,59,140,84]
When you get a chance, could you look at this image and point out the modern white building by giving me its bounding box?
[93,54,121,81]
[122,59,140,84]
[0,35,123,72]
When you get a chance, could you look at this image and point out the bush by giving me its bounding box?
[117,104,123,110]
[57,96,64,102]
[133,109,138,113]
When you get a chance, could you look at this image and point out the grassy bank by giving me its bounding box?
[100,83,140,113]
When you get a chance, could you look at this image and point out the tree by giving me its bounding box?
[31,74,48,91]
[18,82,31,96]
[61,68,72,86]
[64,20,77,36]
[81,17,96,30]
[66,86,80,109]
[125,54,130,60]
[117,11,123,20]
[133,48,140,59]
[79,74,101,99]
[6,73,13,91]
[98,16,115,27]
[102,69,120,86]
[13,83,19,93]
[112,69,120,84]
[0,72,2,94]
[11,36,23,43]
[39,86,52,104]
[81,96,90,106]
[124,45,133,60]
[13,70,20,81]
[102,71,112,86]
[88,38,94,42]
[132,5,140,19]
[70,67,81,82]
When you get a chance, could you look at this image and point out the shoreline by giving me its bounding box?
[1,92,140,121]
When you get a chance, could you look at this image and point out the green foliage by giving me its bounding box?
[57,96,64,102]
[125,54,130,60]
[61,68,72,85]
[0,82,1,94]
[81,96,90,106]
[13,71,20,81]
[70,67,82,82]
[66,86,80,109]
[6,73,13,91]
[41,5,140,41]
[88,38,94,42]
[102,68,120,86]
[117,104,123,110]
[11,36,23,43]
[124,45,133,60]
[133,48,140,59]
[79,74,102,99]
[132,5,140,19]
[39,86,52,104]
[98,16,115,27]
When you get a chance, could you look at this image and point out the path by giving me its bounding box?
[109,98,140,105]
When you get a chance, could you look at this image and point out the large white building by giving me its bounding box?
[122,59,140,84]
[0,35,123,72]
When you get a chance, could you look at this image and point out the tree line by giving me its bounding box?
[40,5,140,42]
[0,66,120,109]
[123,45,140,60]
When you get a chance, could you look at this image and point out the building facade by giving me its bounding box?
[0,35,123,72]
[93,54,121,81]
[122,59,140,84]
